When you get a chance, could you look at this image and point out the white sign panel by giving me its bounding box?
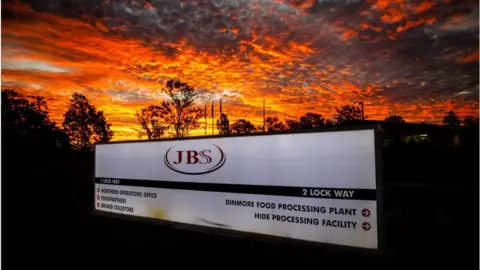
[94,129,382,250]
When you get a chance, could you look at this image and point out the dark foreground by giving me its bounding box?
[3,152,479,270]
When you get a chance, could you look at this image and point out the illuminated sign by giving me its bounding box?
[94,128,383,251]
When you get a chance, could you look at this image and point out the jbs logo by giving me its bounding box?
[173,150,212,164]
[164,144,226,175]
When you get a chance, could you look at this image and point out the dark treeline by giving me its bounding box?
[2,89,114,171]
[2,81,478,168]
[2,80,479,182]
[134,80,478,137]
[3,81,477,154]
[219,108,478,135]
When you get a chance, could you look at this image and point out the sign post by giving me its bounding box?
[94,127,383,252]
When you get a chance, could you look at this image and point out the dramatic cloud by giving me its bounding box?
[2,0,478,140]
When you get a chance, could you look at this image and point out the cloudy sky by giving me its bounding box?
[2,0,478,140]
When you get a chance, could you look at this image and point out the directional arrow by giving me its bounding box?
[362,208,371,217]
[362,222,371,231]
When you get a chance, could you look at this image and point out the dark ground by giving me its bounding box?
[3,146,479,269]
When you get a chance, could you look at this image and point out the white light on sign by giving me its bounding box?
[94,129,382,250]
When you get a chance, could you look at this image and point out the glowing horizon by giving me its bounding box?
[2,0,478,141]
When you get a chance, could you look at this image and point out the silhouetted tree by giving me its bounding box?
[265,116,287,132]
[299,112,325,129]
[63,93,113,151]
[2,89,69,153]
[161,80,203,138]
[334,105,363,124]
[384,115,406,124]
[463,115,479,128]
[442,111,461,126]
[216,113,231,135]
[135,105,170,139]
[285,119,301,131]
[325,119,335,127]
[230,119,257,134]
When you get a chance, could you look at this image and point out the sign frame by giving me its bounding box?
[92,125,385,254]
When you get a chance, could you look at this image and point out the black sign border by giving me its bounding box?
[92,125,386,255]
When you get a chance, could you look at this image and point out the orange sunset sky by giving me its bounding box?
[2,0,479,140]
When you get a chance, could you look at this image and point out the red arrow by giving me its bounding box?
[362,208,371,217]
[362,222,371,231]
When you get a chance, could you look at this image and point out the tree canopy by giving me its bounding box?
[2,89,69,153]
[63,93,113,150]
[230,119,257,134]
[265,116,287,132]
[334,105,364,124]
[299,112,325,129]
[216,113,231,135]
[285,119,301,131]
[442,111,461,126]
[463,115,479,128]
[137,80,203,139]
[384,115,406,124]
[162,80,203,138]
[135,105,170,139]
